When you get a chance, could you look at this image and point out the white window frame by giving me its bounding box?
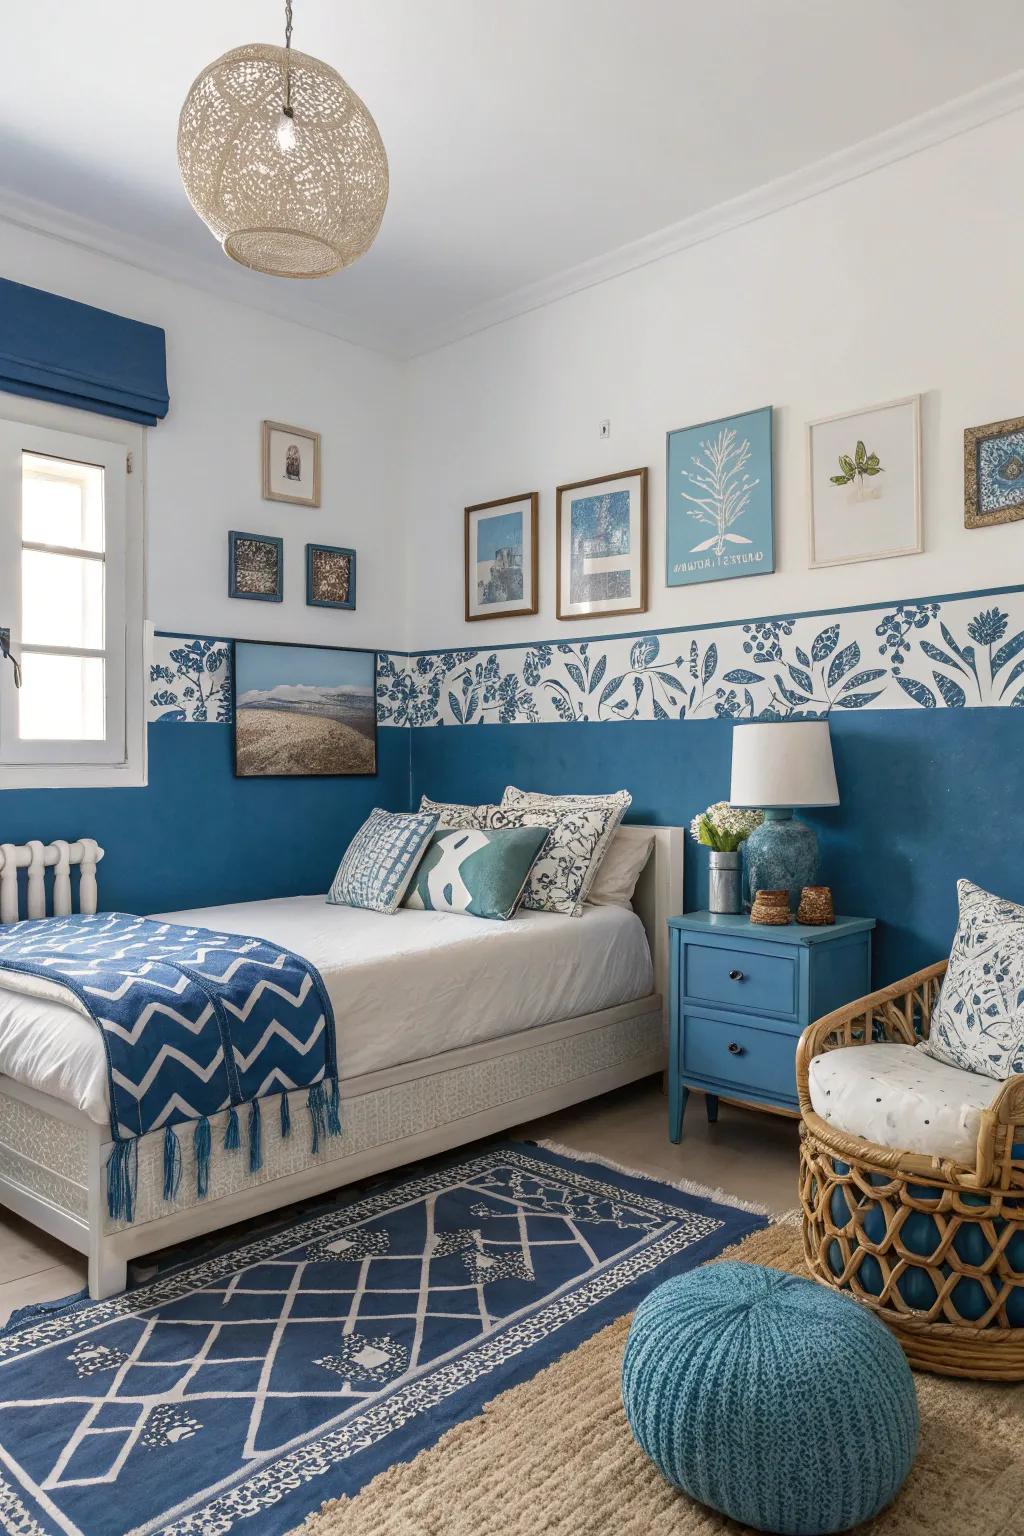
[0,397,147,789]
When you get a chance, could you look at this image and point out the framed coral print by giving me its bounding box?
[261,420,321,507]
[233,640,377,777]
[556,468,647,621]
[228,530,283,602]
[964,415,1024,528]
[666,407,774,587]
[306,543,356,609]
[464,492,538,621]
[808,395,922,567]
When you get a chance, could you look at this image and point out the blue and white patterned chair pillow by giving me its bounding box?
[327,808,438,915]
[922,879,1024,1079]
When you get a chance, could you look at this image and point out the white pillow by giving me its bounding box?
[922,879,1024,1080]
[587,829,654,909]
[500,786,631,908]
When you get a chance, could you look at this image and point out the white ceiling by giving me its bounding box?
[4,1,1024,357]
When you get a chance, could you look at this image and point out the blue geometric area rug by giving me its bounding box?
[0,1141,767,1536]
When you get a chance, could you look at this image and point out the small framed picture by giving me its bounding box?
[261,420,321,507]
[228,530,283,602]
[306,543,356,609]
[464,492,538,622]
[964,415,1024,529]
[808,395,922,568]
[666,406,774,587]
[233,640,376,777]
[556,468,647,621]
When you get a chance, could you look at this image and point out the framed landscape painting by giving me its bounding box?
[556,467,647,621]
[233,641,376,778]
[666,406,774,587]
[808,395,922,567]
[464,492,538,621]
[964,414,1024,529]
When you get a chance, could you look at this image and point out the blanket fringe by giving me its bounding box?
[327,1074,342,1138]
[107,1138,137,1223]
[248,1098,263,1174]
[162,1125,182,1203]
[224,1105,240,1151]
[279,1089,292,1140]
[194,1116,211,1200]
[308,1080,327,1154]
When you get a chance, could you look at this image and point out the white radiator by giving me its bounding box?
[0,838,104,922]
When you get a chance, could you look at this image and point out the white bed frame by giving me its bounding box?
[0,826,682,1299]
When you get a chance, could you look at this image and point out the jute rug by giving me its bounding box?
[300,1220,1024,1536]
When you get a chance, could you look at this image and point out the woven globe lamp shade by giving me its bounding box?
[177,43,388,279]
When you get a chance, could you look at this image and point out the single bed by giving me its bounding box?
[0,826,681,1298]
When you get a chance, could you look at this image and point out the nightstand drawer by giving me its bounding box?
[682,942,796,1018]
[681,1013,797,1104]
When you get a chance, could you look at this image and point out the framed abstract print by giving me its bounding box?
[228,530,283,602]
[261,420,321,507]
[666,406,774,587]
[464,492,538,621]
[556,468,647,621]
[808,395,922,567]
[233,640,376,777]
[964,415,1024,529]
[306,543,356,609]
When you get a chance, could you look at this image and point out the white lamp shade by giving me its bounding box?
[730,721,839,809]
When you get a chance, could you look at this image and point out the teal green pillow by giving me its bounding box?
[403,826,549,920]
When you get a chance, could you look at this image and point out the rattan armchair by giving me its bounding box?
[797,961,1024,1380]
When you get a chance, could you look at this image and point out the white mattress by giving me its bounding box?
[0,897,654,1124]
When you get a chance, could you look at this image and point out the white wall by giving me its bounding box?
[402,109,1024,652]
[0,221,405,649]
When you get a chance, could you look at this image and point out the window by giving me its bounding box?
[0,406,145,788]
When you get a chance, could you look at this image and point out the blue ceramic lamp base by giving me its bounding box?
[743,809,818,909]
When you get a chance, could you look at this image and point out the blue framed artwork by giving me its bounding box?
[465,492,538,621]
[556,468,647,620]
[965,414,1024,529]
[228,530,283,602]
[306,543,356,609]
[666,406,774,587]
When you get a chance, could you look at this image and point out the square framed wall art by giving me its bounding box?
[228,530,283,602]
[307,543,356,609]
[808,395,922,567]
[666,406,774,587]
[464,492,538,621]
[964,414,1024,529]
[556,467,647,621]
[261,420,321,507]
[233,640,377,777]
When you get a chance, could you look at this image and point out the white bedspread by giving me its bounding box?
[0,897,653,1124]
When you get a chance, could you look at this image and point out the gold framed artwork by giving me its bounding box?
[261,420,321,507]
[556,467,648,621]
[464,492,538,622]
[964,415,1024,529]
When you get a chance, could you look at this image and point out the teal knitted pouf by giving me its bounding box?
[621,1262,919,1535]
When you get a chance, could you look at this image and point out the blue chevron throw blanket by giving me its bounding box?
[0,913,340,1221]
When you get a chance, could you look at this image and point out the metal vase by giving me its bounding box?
[708,849,742,914]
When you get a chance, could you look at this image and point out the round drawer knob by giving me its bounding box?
[728,969,744,982]
[727,1041,744,1056]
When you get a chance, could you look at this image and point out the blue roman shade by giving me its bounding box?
[0,278,169,426]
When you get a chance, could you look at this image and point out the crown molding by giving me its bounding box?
[1,69,1023,362]
[404,68,1024,358]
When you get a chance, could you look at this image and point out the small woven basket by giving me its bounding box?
[797,885,835,925]
[751,889,790,925]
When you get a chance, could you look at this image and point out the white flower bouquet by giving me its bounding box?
[689,801,764,854]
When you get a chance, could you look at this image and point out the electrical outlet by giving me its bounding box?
[599,419,611,439]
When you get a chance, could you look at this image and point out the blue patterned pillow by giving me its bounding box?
[403,826,550,920]
[327,809,438,915]
[923,880,1024,1079]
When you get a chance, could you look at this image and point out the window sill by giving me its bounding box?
[0,761,147,791]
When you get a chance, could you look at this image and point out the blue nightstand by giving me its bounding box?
[667,910,875,1140]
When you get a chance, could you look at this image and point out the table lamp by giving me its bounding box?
[729,720,839,908]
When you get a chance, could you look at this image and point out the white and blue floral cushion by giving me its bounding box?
[500,786,631,908]
[418,796,494,830]
[327,808,438,915]
[922,880,1024,1079]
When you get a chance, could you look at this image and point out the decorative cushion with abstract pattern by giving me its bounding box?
[418,796,495,829]
[403,825,550,920]
[922,880,1024,1079]
[327,808,438,914]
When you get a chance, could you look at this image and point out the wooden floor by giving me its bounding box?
[0,1080,800,1327]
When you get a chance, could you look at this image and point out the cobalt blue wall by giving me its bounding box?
[410,708,1024,986]
[0,723,410,914]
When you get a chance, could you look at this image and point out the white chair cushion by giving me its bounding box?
[808,1042,1003,1164]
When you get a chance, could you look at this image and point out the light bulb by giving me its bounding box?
[277,109,296,152]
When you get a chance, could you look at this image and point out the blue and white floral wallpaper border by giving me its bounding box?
[149,584,1024,728]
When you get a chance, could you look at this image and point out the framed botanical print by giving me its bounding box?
[808,395,922,567]
[556,468,647,621]
[261,420,321,507]
[964,415,1024,528]
[307,543,356,609]
[233,640,377,777]
[464,492,538,621]
[228,530,283,602]
[666,406,774,586]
